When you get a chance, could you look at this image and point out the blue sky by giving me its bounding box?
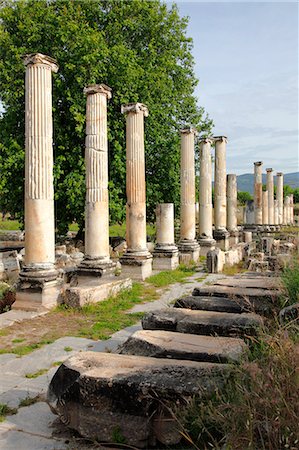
[170,1,298,175]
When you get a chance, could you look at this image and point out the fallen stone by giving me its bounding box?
[214,277,281,290]
[279,303,299,324]
[193,285,279,302]
[48,352,230,447]
[119,329,246,363]
[174,295,245,313]
[142,308,263,337]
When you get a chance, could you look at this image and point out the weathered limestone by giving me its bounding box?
[120,103,152,280]
[153,203,179,270]
[213,137,229,250]
[289,194,294,224]
[198,138,215,255]
[243,231,252,243]
[14,53,61,311]
[262,190,269,224]
[78,84,115,278]
[284,196,290,225]
[254,161,263,225]
[48,352,229,447]
[193,285,280,305]
[266,168,274,224]
[178,127,200,263]
[276,172,284,224]
[274,199,279,225]
[227,174,238,238]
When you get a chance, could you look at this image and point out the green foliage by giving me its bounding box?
[281,258,299,307]
[19,396,40,407]
[0,0,213,233]
[237,191,253,205]
[25,368,48,378]
[0,403,17,422]
[146,266,196,287]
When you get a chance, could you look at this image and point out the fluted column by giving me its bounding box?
[198,138,215,254]
[274,200,279,225]
[153,204,179,270]
[79,84,114,277]
[214,136,228,232]
[227,174,238,232]
[178,127,199,262]
[262,190,269,224]
[120,103,152,280]
[276,172,284,224]
[254,161,263,225]
[266,168,274,224]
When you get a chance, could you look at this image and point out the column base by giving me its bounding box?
[76,258,116,280]
[120,251,153,280]
[13,266,62,311]
[153,244,179,271]
[198,237,216,257]
[178,239,200,264]
[228,230,239,246]
[213,229,230,251]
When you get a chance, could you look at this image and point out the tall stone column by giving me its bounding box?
[289,194,294,224]
[276,172,284,225]
[198,138,215,255]
[262,190,269,225]
[213,136,229,249]
[15,53,60,311]
[227,174,239,244]
[153,204,179,270]
[178,127,200,263]
[274,200,279,225]
[78,84,115,278]
[284,196,290,224]
[266,168,274,224]
[254,161,263,225]
[120,103,152,280]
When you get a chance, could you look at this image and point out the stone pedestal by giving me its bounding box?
[254,161,263,225]
[120,103,152,280]
[213,136,228,249]
[276,172,283,224]
[178,127,200,263]
[14,53,61,311]
[227,174,239,245]
[262,190,269,225]
[266,168,274,224]
[77,84,116,280]
[198,138,215,255]
[153,204,179,270]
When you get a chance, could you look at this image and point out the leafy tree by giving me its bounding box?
[0,0,213,234]
[292,187,299,204]
[237,191,253,205]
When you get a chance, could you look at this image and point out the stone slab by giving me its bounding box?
[119,329,246,363]
[214,277,281,290]
[0,310,47,329]
[193,285,280,303]
[48,352,230,447]
[174,295,245,313]
[142,308,263,337]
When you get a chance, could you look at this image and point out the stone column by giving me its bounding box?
[289,194,294,224]
[153,203,179,270]
[227,174,239,245]
[254,161,263,225]
[276,172,284,225]
[178,127,200,263]
[198,138,215,255]
[266,168,274,224]
[15,53,60,311]
[213,136,229,249]
[78,84,115,278]
[262,190,269,225]
[120,103,152,280]
[274,200,279,225]
[284,196,290,224]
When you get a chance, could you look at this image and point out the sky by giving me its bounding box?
[170,0,299,175]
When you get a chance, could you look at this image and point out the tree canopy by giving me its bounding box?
[0,0,213,234]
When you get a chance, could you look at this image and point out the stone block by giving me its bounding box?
[13,279,63,311]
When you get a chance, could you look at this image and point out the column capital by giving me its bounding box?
[180,126,197,135]
[266,168,273,173]
[276,172,283,176]
[84,84,112,99]
[198,137,213,145]
[254,161,263,166]
[23,53,58,73]
[213,135,228,143]
[121,102,149,117]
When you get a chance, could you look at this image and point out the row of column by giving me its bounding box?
[254,162,294,225]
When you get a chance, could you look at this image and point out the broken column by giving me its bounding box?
[274,200,279,225]
[276,172,284,224]
[153,203,179,270]
[254,161,263,225]
[120,103,152,280]
[178,127,200,263]
[14,53,61,310]
[213,136,229,250]
[227,174,239,245]
[266,168,274,224]
[198,138,215,255]
[78,84,115,278]
[262,190,269,225]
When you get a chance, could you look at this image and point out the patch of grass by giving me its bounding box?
[281,258,299,307]
[0,403,17,422]
[112,425,126,444]
[25,368,48,378]
[52,361,63,367]
[0,339,55,356]
[146,266,196,288]
[11,338,25,344]
[19,395,41,407]
[222,261,247,276]
[0,220,21,230]
[64,346,73,352]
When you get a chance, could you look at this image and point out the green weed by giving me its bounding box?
[0,403,17,422]
[25,368,48,378]
[19,396,41,407]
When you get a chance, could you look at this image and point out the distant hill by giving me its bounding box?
[237,172,299,194]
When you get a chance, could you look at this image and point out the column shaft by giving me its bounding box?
[262,190,269,224]
[276,173,284,224]
[214,137,227,230]
[199,138,213,239]
[274,200,279,225]
[254,161,263,225]
[156,204,175,245]
[227,174,238,232]
[266,168,274,224]
[180,129,196,241]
